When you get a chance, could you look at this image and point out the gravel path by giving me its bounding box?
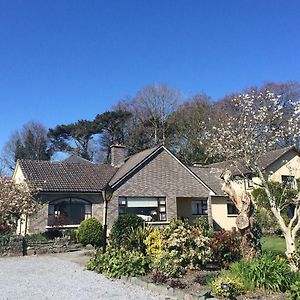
[0,254,169,300]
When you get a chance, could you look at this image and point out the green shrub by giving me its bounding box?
[125,225,153,254]
[77,217,103,247]
[230,252,294,292]
[86,248,150,277]
[210,273,245,298]
[0,234,11,246]
[111,214,144,247]
[288,281,300,300]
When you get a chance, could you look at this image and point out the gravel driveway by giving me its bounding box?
[0,253,168,300]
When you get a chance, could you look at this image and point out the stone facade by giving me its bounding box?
[107,148,211,228]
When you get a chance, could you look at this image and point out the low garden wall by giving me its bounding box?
[0,236,82,257]
[0,236,25,257]
[26,238,82,255]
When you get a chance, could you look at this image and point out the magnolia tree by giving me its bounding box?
[0,177,39,231]
[206,90,300,264]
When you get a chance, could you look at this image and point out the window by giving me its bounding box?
[192,200,207,215]
[282,175,296,189]
[247,176,253,188]
[118,197,166,221]
[227,201,239,215]
[48,198,92,226]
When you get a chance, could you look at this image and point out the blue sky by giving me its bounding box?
[1,0,300,152]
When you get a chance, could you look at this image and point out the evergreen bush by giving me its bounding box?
[77,217,103,247]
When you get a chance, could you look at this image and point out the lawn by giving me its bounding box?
[261,236,287,255]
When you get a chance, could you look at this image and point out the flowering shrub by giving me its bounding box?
[0,223,11,235]
[144,228,164,257]
[152,250,185,277]
[163,219,212,269]
[151,219,212,277]
[0,177,38,227]
[210,273,244,298]
[210,231,241,268]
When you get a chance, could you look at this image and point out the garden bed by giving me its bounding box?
[141,269,287,300]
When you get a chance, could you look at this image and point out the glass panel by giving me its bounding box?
[85,204,92,214]
[127,198,158,207]
[126,207,159,221]
[227,201,239,215]
[160,213,166,221]
[48,198,91,226]
[159,206,166,212]
[71,198,89,204]
[48,204,54,215]
[192,200,207,215]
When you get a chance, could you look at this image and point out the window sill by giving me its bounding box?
[46,225,80,229]
[147,221,170,225]
[227,214,238,217]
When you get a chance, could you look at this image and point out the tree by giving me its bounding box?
[0,177,39,229]
[169,94,218,165]
[2,121,51,172]
[134,83,180,145]
[205,89,300,264]
[48,119,99,160]
[94,110,132,160]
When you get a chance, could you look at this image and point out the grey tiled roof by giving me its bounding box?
[190,146,298,195]
[63,155,94,164]
[109,146,160,186]
[18,160,118,192]
[190,166,224,195]
[205,146,297,176]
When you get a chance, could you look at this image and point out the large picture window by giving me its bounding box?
[192,200,207,215]
[118,197,166,222]
[48,198,92,226]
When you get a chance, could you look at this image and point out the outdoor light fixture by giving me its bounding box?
[221,283,233,299]
[102,185,113,254]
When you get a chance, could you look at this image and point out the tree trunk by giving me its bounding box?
[222,170,261,260]
[284,232,296,256]
[238,211,260,260]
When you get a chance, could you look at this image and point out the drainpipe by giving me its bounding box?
[101,186,113,254]
[207,192,213,231]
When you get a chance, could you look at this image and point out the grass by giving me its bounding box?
[261,236,287,255]
[261,236,300,255]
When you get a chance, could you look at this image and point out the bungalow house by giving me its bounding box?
[13,145,300,234]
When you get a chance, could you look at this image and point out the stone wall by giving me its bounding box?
[26,238,82,255]
[0,236,25,257]
[0,236,82,257]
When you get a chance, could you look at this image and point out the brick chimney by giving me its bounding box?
[110,144,126,167]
